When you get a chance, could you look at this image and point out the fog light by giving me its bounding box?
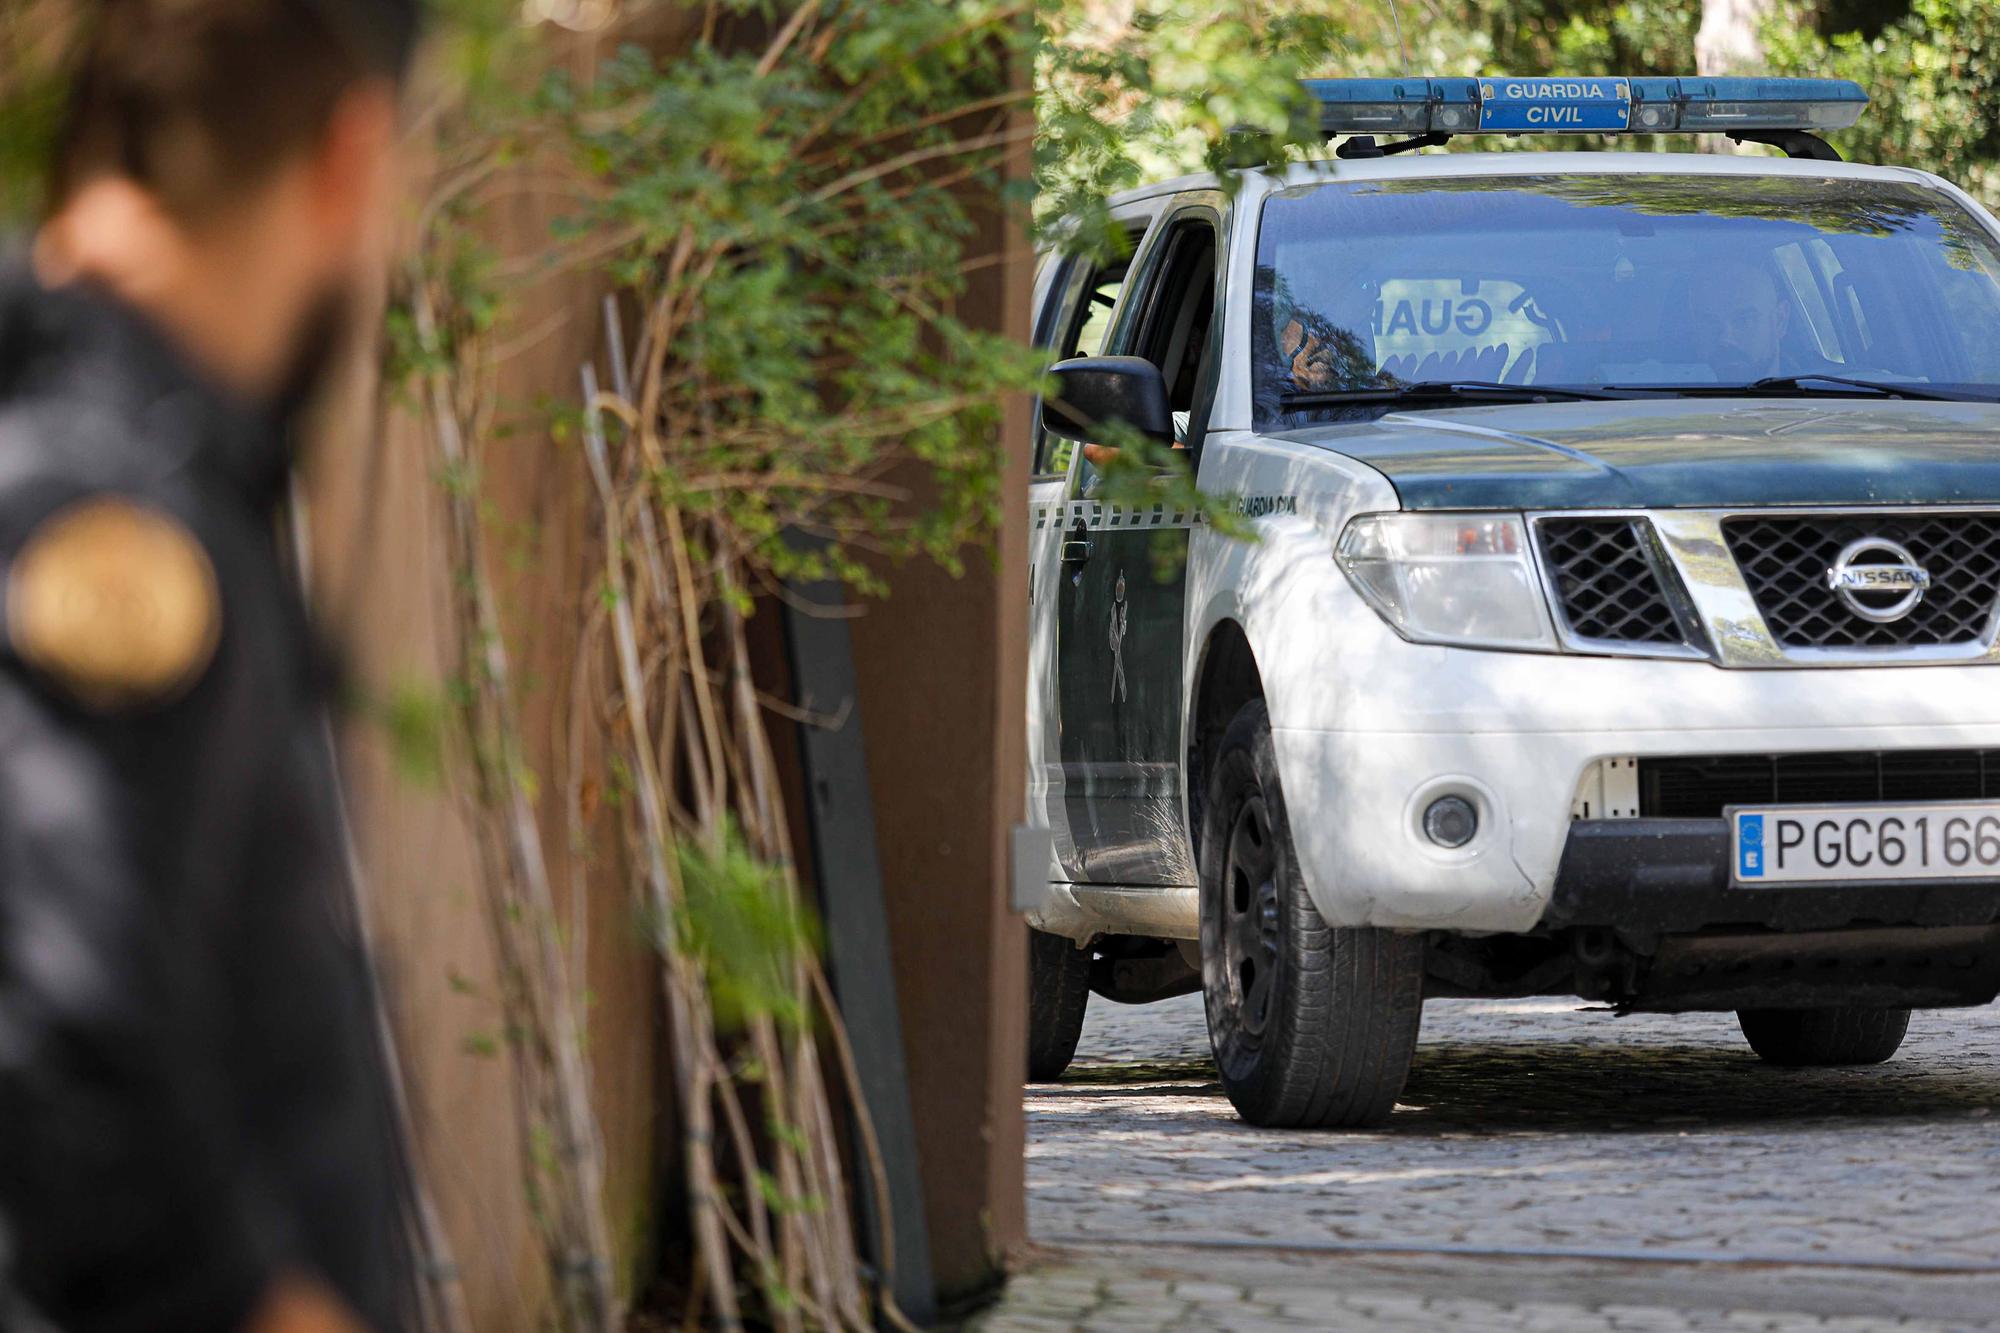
[1423,795,1479,849]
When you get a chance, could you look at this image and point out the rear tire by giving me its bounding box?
[1737,1007,1911,1066]
[1027,927,1092,1082]
[1198,699,1424,1128]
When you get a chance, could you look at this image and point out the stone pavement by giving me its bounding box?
[970,994,2000,1330]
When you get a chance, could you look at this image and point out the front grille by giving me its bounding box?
[1723,512,2000,649]
[1537,518,1688,646]
[1639,750,2000,819]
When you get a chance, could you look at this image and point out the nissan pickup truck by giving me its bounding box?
[1023,76,2000,1127]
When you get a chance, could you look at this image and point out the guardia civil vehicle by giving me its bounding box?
[1023,76,2000,1128]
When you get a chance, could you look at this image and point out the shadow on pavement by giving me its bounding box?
[1396,1039,2000,1131]
[1045,1038,2000,1134]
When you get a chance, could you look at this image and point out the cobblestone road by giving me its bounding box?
[974,995,2000,1330]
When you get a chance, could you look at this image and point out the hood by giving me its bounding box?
[1271,398,2000,510]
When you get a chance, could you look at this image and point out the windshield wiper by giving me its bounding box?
[1602,374,1966,402]
[1747,374,1968,401]
[1280,380,1626,409]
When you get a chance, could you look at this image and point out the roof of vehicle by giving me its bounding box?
[1107,150,1947,211]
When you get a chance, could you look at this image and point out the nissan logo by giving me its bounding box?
[1826,537,1932,623]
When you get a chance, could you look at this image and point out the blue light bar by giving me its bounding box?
[1303,76,1868,138]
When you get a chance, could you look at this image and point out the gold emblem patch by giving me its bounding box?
[8,499,221,710]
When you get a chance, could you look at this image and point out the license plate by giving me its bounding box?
[1731,802,2000,885]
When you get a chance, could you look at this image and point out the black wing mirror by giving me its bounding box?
[1042,356,1174,446]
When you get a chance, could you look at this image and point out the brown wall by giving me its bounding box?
[305,16,1032,1325]
[307,17,736,1326]
[845,90,1034,1303]
[306,121,664,1331]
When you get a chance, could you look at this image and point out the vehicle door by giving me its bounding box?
[1028,212,1160,869]
[1055,195,1225,886]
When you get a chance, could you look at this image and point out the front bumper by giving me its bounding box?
[1546,820,2000,1009]
[1546,819,2000,933]
[1269,641,2000,934]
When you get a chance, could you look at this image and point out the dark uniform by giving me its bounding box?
[0,268,409,1330]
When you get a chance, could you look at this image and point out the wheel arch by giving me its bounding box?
[1186,616,1265,862]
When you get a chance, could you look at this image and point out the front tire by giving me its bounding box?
[1027,928,1092,1082]
[1198,699,1424,1128]
[1737,1007,1911,1066]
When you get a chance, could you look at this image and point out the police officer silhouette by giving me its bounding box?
[0,0,420,1329]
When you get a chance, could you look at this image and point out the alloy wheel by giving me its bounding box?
[1223,794,1282,1038]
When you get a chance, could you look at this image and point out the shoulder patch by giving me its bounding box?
[8,499,221,711]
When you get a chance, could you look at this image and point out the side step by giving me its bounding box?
[1028,881,1199,942]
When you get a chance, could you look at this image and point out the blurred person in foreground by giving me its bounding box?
[0,0,420,1328]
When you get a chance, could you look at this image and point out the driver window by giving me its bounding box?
[1036,238,1141,479]
[1073,213,1219,497]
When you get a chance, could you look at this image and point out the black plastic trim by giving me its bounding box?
[1544,818,2000,933]
[1728,129,1841,161]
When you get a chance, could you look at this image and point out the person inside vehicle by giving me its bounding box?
[1280,315,1339,391]
[1690,259,1800,381]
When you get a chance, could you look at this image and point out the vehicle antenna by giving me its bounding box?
[1385,0,1412,77]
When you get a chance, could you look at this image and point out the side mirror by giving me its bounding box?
[1042,356,1175,446]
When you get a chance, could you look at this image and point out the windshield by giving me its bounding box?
[1251,173,2000,425]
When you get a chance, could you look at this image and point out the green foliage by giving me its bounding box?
[381,679,450,786]
[1769,0,2000,203]
[1458,0,1698,157]
[428,0,539,102]
[0,74,60,225]
[461,1029,503,1058]
[0,6,71,226]
[1032,0,1707,201]
[1467,0,1694,78]
[1035,1,1344,257]
[484,2,1054,593]
[1032,3,1356,529]
[668,826,819,1034]
[389,221,503,392]
[1422,0,1996,187]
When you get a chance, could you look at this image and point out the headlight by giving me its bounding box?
[1335,512,1558,650]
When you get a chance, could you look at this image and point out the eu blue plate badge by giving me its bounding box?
[1737,812,1766,879]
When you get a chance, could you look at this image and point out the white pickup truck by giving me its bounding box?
[1023,76,2000,1127]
